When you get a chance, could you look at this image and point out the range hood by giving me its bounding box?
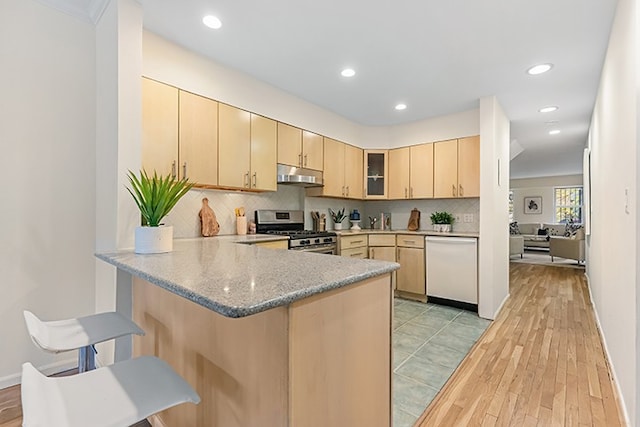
[277,164,323,187]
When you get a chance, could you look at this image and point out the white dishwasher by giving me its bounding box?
[425,236,478,306]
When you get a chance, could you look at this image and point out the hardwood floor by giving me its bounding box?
[416,263,626,426]
[0,263,626,426]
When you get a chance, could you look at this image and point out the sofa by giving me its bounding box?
[550,228,586,263]
[509,222,569,250]
[509,235,524,258]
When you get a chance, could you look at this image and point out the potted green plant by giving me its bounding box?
[430,211,455,232]
[329,208,347,230]
[127,170,194,254]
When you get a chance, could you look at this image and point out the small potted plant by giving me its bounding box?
[430,211,455,232]
[328,208,347,230]
[127,170,194,254]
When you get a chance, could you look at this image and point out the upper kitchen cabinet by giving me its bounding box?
[457,136,480,197]
[388,143,433,199]
[307,138,362,199]
[178,90,218,185]
[219,104,277,191]
[277,123,324,171]
[142,78,178,177]
[388,147,410,199]
[250,114,277,191]
[364,150,388,199]
[434,136,479,198]
[219,104,251,189]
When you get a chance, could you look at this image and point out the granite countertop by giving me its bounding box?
[335,229,480,238]
[96,237,399,319]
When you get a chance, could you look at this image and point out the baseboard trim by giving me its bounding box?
[0,358,76,389]
[583,272,631,426]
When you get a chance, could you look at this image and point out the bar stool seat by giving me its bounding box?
[23,310,144,371]
[21,355,200,427]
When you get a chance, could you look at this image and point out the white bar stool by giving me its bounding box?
[21,355,200,427]
[23,310,144,372]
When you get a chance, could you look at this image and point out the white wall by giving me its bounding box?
[510,174,583,224]
[0,0,96,386]
[586,0,637,423]
[478,96,510,320]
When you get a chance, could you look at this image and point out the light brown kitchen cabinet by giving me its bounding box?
[364,150,388,199]
[277,123,324,171]
[219,104,251,189]
[250,114,278,191]
[388,147,410,199]
[388,143,434,199]
[344,144,364,199]
[395,234,425,301]
[434,136,479,198]
[142,78,178,177]
[457,136,480,197]
[339,234,368,259]
[178,90,218,184]
[307,138,362,199]
[410,143,434,198]
[368,234,396,288]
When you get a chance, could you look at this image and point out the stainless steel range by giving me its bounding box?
[255,210,337,254]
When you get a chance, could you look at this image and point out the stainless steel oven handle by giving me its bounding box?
[290,244,337,254]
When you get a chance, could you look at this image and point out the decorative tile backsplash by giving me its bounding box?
[164,185,479,238]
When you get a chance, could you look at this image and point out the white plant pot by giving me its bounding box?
[433,224,452,232]
[334,222,343,230]
[135,225,173,254]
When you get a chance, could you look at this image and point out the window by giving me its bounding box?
[554,186,583,223]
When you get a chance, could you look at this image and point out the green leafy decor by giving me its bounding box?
[329,207,347,223]
[430,211,455,225]
[127,170,194,227]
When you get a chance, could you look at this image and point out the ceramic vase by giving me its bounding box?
[135,225,173,254]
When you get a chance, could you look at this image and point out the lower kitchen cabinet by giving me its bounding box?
[395,234,425,301]
[339,235,368,259]
[369,236,396,289]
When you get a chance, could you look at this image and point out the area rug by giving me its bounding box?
[510,250,585,269]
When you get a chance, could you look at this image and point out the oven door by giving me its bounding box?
[290,243,337,255]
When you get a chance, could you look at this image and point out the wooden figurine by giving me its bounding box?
[199,198,220,237]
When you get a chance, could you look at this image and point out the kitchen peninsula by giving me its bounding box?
[96,237,398,427]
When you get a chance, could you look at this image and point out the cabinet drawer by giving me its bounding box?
[396,235,424,248]
[341,247,368,259]
[368,234,396,247]
[340,235,368,249]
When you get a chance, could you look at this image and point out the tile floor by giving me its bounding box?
[392,298,491,427]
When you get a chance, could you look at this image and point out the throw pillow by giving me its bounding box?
[537,228,548,236]
[509,222,520,235]
[564,222,583,237]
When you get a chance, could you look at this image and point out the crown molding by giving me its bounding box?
[34,0,111,24]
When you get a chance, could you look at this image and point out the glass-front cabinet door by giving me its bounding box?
[364,150,388,199]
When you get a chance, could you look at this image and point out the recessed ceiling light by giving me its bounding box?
[539,106,558,113]
[203,15,222,29]
[341,68,356,77]
[549,130,561,135]
[395,104,407,111]
[527,63,553,75]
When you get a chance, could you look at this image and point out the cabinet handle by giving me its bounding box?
[452,184,457,197]
[171,161,176,179]
[342,186,345,196]
[403,240,416,244]
[304,154,308,167]
[244,172,250,188]
[183,162,187,179]
[397,249,400,261]
[410,187,414,198]
[371,248,375,257]
[252,172,257,187]
[405,188,408,199]
[351,240,364,245]
[459,184,463,197]
[350,252,364,258]
[346,186,350,196]
[298,153,303,167]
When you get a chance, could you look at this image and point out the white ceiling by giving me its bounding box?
[45,0,619,180]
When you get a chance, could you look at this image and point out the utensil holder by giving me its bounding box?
[236,216,247,235]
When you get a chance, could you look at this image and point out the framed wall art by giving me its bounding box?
[524,196,542,214]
